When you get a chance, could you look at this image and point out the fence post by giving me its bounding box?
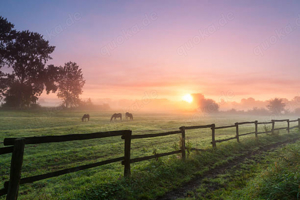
[211,124,216,148]
[6,138,25,200]
[298,118,300,129]
[287,119,290,133]
[179,126,186,161]
[122,130,132,177]
[271,120,275,135]
[235,123,240,143]
[255,120,258,138]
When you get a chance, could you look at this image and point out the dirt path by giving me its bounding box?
[157,137,300,200]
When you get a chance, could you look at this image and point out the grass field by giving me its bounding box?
[186,140,300,200]
[0,110,299,199]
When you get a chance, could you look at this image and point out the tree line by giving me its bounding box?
[0,16,85,108]
[192,93,290,115]
[223,98,289,115]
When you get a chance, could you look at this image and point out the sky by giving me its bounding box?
[1,0,300,108]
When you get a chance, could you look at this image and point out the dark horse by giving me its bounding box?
[82,114,90,122]
[110,113,122,121]
[125,112,133,120]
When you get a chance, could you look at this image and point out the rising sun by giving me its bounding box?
[182,94,193,103]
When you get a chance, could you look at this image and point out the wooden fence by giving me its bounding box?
[1,118,300,199]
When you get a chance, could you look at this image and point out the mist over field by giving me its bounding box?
[1,1,300,200]
[36,92,300,116]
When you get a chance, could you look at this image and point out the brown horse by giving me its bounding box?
[82,114,90,122]
[125,112,133,120]
[110,113,122,121]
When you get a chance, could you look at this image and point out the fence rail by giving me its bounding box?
[1,118,300,199]
[124,150,182,164]
[3,130,130,145]
[130,130,181,139]
[290,119,298,122]
[257,122,272,125]
[236,121,256,125]
[257,131,272,135]
[215,136,237,143]
[0,147,13,155]
[239,131,256,137]
[183,124,214,129]
[272,119,289,122]
[290,125,299,129]
[0,188,7,196]
[274,127,288,131]
[13,157,124,185]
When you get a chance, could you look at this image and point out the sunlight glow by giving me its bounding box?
[182,94,193,103]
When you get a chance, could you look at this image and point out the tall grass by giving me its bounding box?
[74,132,300,200]
[225,141,300,200]
[0,110,299,199]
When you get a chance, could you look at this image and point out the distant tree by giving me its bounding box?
[223,108,245,115]
[57,62,85,108]
[100,103,111,110]
[266,98,286,114]
[200,98,219,113]
[294,108,300,115]
[293,96,300,103]
[86,98,92,106]
[227,108,237,114]
[247,107,269,115]
[192,93,219,113]
[79,98,93,109]
[2,30,57,107]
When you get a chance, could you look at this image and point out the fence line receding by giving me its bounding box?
[1,118,300,199]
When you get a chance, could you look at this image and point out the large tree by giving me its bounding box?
[0,17,16,98]
[0,16,16,67]
[57,62,85,108]
[0,16,59,107]
[3,31,57,107]
[266,98,286,114]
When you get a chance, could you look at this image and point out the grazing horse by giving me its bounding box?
[125,112,133,120]
[82,114,90,122]
[110,113,122,121]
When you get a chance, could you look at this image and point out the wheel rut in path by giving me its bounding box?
[157,137,300,200]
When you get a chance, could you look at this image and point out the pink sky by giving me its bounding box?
[2,1,300,107]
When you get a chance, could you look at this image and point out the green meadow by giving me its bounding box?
[0,110,299,199]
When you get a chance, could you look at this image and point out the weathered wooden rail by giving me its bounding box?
[1,118,300,199]
[1,130,131,199]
